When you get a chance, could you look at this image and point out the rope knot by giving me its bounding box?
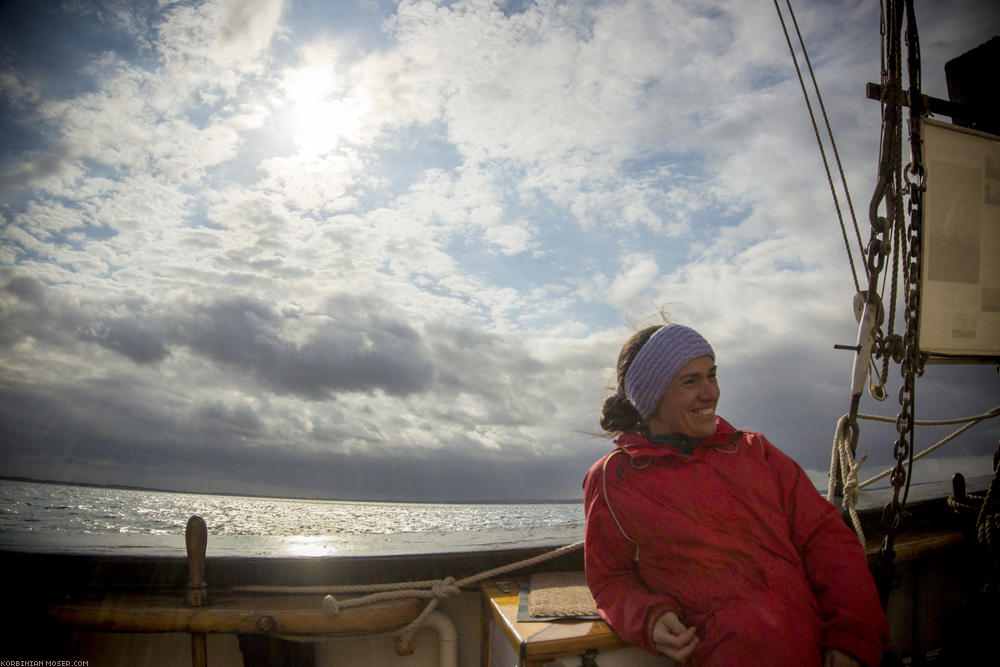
[322,594,341,617]
[843,453,868,508]
[430,577,460,599]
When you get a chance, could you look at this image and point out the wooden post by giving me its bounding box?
[186,515,209,667]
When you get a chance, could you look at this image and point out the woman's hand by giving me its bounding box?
[823,648,860,667]
[651,611,700,664]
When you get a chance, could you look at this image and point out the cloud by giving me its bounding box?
[483,221,535,255]
[609,253,659,306]
[0,261,615,500]
[0,270,169,363]
[216,0,285,61]
[0,0,997,504]
[0,58,41,107]
[0,143,83,199]
[178,293,438,399]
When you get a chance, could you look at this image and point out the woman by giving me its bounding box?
[583,324,889,666]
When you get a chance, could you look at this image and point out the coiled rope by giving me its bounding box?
[828,405,1000,544]
[948,450,1000,594]
[231,540,584,645]
[976,469,1000,563]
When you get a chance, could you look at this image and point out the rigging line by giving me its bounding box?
[853,405,1000,428]
[873,208,903,392]
[783,0,867,279]
[844,406,1000,489]
[860,409,998,490]
[773,0,862,293]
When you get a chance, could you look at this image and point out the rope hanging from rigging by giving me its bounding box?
[830,406,1000,545]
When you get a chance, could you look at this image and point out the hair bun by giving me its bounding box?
[600,393,642,433]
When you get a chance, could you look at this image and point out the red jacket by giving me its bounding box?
[583,417,888,666]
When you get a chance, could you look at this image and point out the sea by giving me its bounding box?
[0,479,585,558]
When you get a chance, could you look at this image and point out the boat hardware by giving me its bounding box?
[186,515,209,667]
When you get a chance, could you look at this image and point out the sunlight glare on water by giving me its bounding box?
[0,480,584,556]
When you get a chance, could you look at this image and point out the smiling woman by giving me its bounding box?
[584,323,889,666]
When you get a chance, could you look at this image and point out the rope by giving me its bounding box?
[230,540,584,644]
[829,405,1000,543]
[782,0,866,284]
[948,488,986,514]
[978,469,1000,558]
[947,452,1000,594]
[977,484,1000,596]
[856,406,1000,489]
[232,580,447,595]
[773,0,865,293]
[830,415,868,544]
[336,540,583,644]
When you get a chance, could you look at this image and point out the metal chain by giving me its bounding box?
[875,0,927,608]
[884,0,926,532]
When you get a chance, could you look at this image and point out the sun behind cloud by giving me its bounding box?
[279,49,368,157]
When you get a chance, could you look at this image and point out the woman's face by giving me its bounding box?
[647,355,719,439]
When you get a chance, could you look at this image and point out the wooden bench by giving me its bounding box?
[480,579,629,667]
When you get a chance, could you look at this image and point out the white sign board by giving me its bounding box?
[918,118,1000,358]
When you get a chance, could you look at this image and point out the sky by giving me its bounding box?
[1,0,998,502]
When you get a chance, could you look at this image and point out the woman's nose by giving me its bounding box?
[700,380,720,400]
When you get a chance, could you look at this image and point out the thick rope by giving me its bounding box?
[228,541,584,644]
[829,405,1000,543]
[948,492,986,514]
[322,540,585,644]
[947,454,1000,594]
[829,415,868,544]
[230,540,583,597]
[978,467,1000,559]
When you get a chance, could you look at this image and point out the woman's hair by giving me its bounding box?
[599,325,662,434]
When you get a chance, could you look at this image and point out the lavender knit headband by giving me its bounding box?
[624,324,715,421]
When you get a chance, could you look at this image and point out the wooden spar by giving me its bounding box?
[865,81,998,137]
[46,514,423,667]
[46,592,423,635]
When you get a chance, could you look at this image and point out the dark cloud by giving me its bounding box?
[0,377,591,502]
[0,270,580,499]
[0,273,63,347]
[178,294,437,399]
[0,271,169,363]
[1,274,441,398]
[77,316,171,363]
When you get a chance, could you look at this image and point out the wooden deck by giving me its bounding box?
[47,593,422,636]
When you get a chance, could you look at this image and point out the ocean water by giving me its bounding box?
[0,480,584,557]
